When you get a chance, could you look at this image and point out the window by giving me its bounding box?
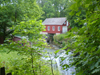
[52,26,55,31]
[58,26,60,31]
[64,22,66,24]
[48,26,50,31]
[67,21,68,26]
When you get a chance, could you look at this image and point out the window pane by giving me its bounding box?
[48,26,50,31]
[58,26,60,31]
[53,26,55,31]
[67,21,68,26]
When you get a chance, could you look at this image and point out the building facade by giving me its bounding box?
[41,17,70,35]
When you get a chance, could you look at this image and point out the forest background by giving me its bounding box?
[0,0,100,75]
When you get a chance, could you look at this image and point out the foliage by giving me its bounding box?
[0,0,49,75]
[64,0,86,28]
[38,0,55,20]
[37,0,67,20]
[54,34,67,41]
[0,0,61,75]
[53,33,68,48]
[0,2,16,40]
[0,49,60,75]
[0,0,43,42]
[64,0,100,75]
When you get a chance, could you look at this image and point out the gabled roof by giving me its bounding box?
[42,17,66,25]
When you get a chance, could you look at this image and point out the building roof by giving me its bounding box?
[42,17,66,25]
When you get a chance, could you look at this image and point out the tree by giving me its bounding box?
[64,0,86,28]
[0,0,43,43]
[0,0,22,43]
[51,0,67,17]
[64,0,100,75]
[37,0,55,20]
[0,0,61,75]
[37,0,68,20]
[0,0,45,74]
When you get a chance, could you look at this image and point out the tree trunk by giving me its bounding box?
[31,49,35,75]
[51,59,54,75]
[39,64,41,75]
[48,53,54,75]
[3,25,6,43]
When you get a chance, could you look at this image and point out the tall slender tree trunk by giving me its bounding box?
[15,10,17,23]
[3,24,6,43]
[48,53,54,75]
[51,59,54,75]
[31,49,35,75]
[39,64,41,75]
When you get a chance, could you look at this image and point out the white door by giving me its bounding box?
[62,26,67,33]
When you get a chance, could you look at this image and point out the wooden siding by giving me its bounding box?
[42,20,71,34]
[43,25,63,34]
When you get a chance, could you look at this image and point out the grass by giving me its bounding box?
[0,48,26,74]
[0,48,61,75]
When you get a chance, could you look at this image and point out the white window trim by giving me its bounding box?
[58,26,60,31]
[48,26,50,31]
[52,26,55,31]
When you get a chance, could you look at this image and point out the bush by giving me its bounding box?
[0,48,60,75]
[53,33,68,48]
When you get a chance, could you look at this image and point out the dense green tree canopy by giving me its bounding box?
[0,0,43,43]
[64,0,100,75]
[64,0,86,28]
[1,0,100,74]
[0,0,48,74]
[37,0,67,20]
